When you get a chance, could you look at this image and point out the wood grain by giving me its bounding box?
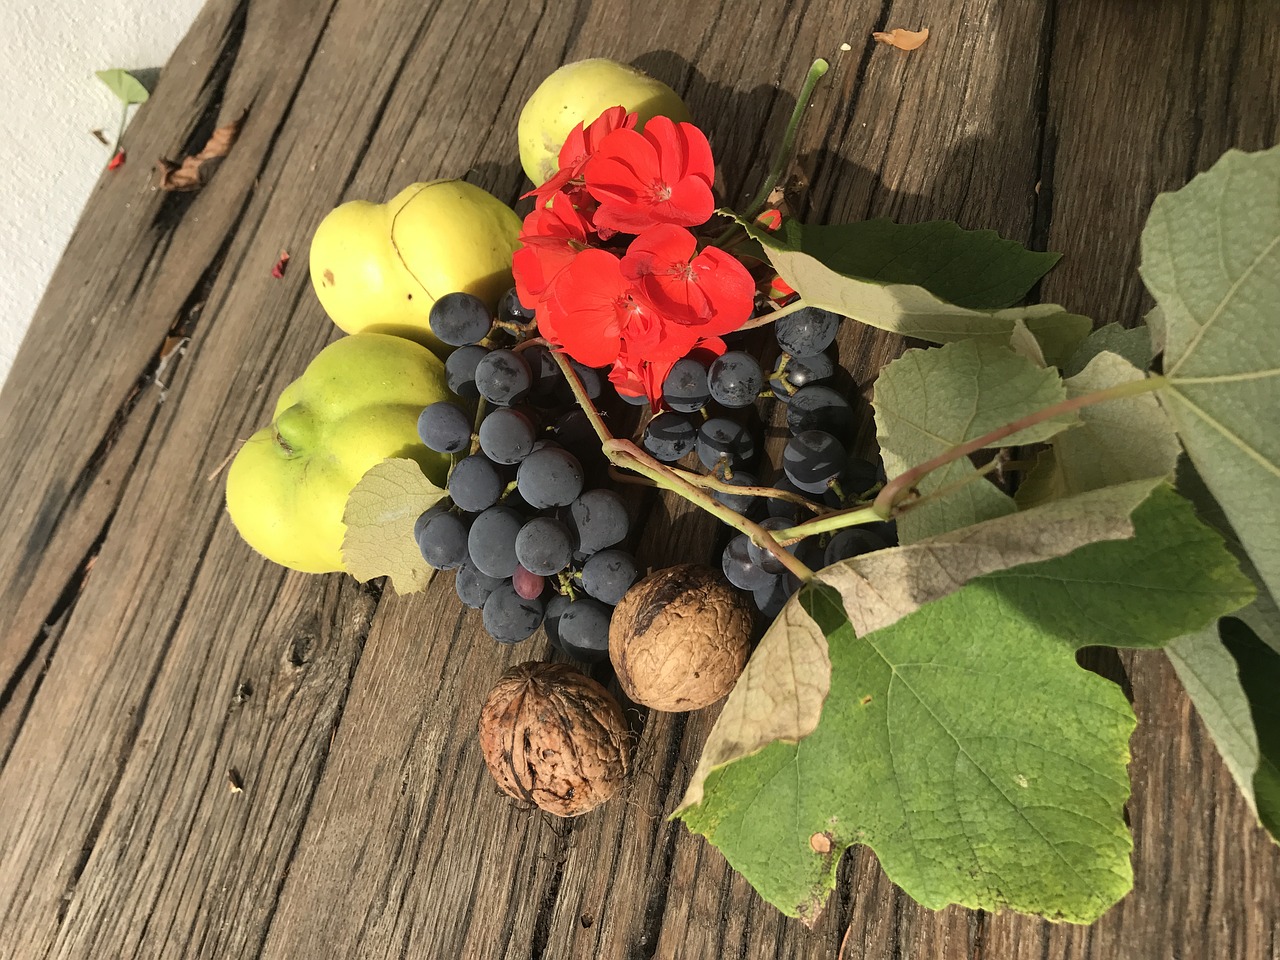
[1,0,1277,957]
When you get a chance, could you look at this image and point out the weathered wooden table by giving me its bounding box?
[3,0,1278,956]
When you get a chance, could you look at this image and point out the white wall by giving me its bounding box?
[1,0,206,387]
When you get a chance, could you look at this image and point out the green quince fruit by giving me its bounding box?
[518,58,692,187]
[308,179,521,354]
[225,333,449,573]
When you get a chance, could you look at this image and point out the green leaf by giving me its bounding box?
[678,485,1253,923]
[95,68,150,105]
[341,457,446,594]
[1063,323,1154,377]
[1016,352,1180,508]
[758,218,1060,309]
[744,217,1090,345]
[1220,618,1280,839]
[1140,144,1280,606]
[680,477,1165,814]
[873,339,1078,542]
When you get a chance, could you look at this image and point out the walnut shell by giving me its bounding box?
[478,661,630,817]
[609,564,753,712]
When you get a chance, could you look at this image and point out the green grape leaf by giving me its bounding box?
[874,339,1079,542]
[677,485,1253,923]
[341,457,445,594]
[754,217,1060,309]
[1220,618,1280,840]
[1016,352,1180,508]
[743,217,1090,345]
[1063,323,1154,377]
[95,68,150,105]
[680,477,1164,813]
[1140,144,1280,606]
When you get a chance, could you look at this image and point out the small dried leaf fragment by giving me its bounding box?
[107,149,126,171]
[157,110,247,191]
[271,250,290,279]
[872,27,929,51]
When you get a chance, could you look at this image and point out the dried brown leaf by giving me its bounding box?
[872,27,929,50]
[157,109,247,192]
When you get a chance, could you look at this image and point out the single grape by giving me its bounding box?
[697,417,757,471]
[775,306,840,355]
[551,408,597,455]
[564,488,629,555]
[482,583,544,644]
[445,345,488,399]
[478,407,538,464]
[429,291,492,346]
[662,357,711,413]
[708,351,764,408]
[512,563,546,600]
[417,401,473,455]
[455,560,504,609]
[711,469,759,514]
[475,349,532,405]
[823,528,889,565]
[467,505,525,579]
[753,575,794,618]
[783,430,847,494]
[570,361,603,400]
[767,475,817,524]
[643,412,697,462]
[413,504,469,570]
[447,455,504,513]
[543,592,574,650]
[617,388,649,406]
[517,446,584,509]
[521,343,561,404]
[556,597,613,662]
[581,549,638,604]
[786,384,854,438]
[843,456,888,499]
[721,534,775,591]
[769,352,835,399]
[499,286,536,324]
[514,516,574,576]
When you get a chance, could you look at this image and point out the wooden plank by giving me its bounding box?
[0,0,1276,956]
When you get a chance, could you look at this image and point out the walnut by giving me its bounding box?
[478,661,630,817]
[609,564,753,712]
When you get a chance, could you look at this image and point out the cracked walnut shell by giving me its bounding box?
[478,662,630,817]
[609,564,753,712]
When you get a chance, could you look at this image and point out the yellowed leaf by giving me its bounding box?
[872,27,929,51]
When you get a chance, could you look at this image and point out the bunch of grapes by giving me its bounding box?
[413,290,639,660]
[643,305,898,617]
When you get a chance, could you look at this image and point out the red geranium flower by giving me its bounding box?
[620,224,754,331]
[542,248,643,367]
[512,192,594,309]
[525,106,637,199]
[583,116,716,233]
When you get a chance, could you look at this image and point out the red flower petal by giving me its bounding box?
[545,249,634,367]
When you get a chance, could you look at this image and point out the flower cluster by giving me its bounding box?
[513,107,755,403]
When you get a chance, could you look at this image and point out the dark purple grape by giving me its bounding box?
[413,504,468,570]
[722,534,775,591]
[478,407,538,464]
[429,291,492,346]
[445,345,488,399]
[786,385,854,438]
[775,307,840,355]
[467,505,525,579]
[556,598,613,662]
[823,528,889,566]
[475,349,532,405]
[455,560,504,608]
[580,549,638,604]
[708,351,764,408]
[499,286,536,323]
[447,455,504,513]
[543,592,574,649]
[643,412,698,462]
[783,430,847,494]
[662,358,711,413]
[564,489,629,555]
[517,447,584,508]
[697,417,757,471]
[482,583,544,643]
[514,516,574,576]
[746,516,796,575]
[417,401,473,454]
[769,352,835,399]
[711,470,759,515]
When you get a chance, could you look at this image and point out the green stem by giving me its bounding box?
[605,440,815,583]
[550,349,615,444]
[741,296,812,330]
[743,58,830,220]
[110,100,129,155]
[683,471,825,514]
[872,374,1169,517]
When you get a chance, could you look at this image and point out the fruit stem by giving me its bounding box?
[551,349,814,581]
[110,99,129,156]
[682,472,825,514]
[871,374,1170,519]
[605,439,815,583]
[740,296,811,330]
[743,58,830,220]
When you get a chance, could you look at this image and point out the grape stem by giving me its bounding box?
[741,296,812,330]
[550,350,815,582]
